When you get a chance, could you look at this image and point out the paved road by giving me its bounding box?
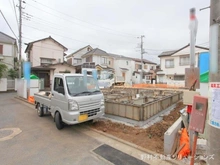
[0,92,108,165]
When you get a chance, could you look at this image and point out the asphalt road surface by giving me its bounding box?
[0,92,109,165]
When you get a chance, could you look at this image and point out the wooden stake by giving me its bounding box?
[190,131,198,165]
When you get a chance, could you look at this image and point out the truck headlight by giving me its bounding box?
[100,99,105,107]
[68,99,79,111]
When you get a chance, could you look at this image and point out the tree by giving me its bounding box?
[8,68,18,79]
[0,64,7,79]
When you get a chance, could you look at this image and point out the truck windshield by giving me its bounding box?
[66,76,100,96]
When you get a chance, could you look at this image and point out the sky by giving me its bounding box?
[0,0,210,64]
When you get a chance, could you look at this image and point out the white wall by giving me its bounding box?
[0,43,17,72]
[31,39,65,67]
[17,79,27,99]
[160,55,199,75]
[0,78,7,91]
[48,64,76,83]
[2,44,13,56]
[114,59,133,84]
[71,47,91,65]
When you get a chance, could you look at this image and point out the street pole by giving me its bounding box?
[207,0,220,164]
[18,0,22,78]
[189,8,198,69]
[140,35,144,84]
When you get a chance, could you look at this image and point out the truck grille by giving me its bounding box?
[80,108,100,117]
[78,100,100,111]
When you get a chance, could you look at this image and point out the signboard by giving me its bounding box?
[208,82,220,129]
[185,68,200,89]
[23,62,31,89]
[189,95,208,133]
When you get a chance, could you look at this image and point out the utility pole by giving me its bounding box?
[18,0,22,78]
[189,8,198,69]
[207,0,220,164]
[140,35,145,84]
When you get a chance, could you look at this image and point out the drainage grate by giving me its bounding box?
[93,144,149,165]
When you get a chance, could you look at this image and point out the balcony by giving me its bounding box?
[82,62,95,68]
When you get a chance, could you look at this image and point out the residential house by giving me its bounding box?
[66,45,157,85]
[25,36,75,88]
[108,53,134,84]
[157,44,209,83]
[131,58,157,84]
[81,48,114,74]
[65,45,93,73]
[0,32,18,77]
[66,45,93,66]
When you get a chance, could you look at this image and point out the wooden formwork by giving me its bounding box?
[105,92,183,121]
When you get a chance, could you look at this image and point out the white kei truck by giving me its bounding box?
[34,73,105,130]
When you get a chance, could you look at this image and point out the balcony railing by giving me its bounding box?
[82,62,95,68]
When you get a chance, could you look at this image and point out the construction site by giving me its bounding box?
[88,86,208,164]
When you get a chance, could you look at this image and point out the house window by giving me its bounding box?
[87,47,91,51]
[101,57,107,64]
[126,61,128,65]
[109,61,111,65]
[180,56,190,66]
[165,59,174,68]
[0,45,3,54]
[74,58,82,64]
[144,65,148,69]
[86,56,92,62]
[174,75,185,81]
[41,58,53,65]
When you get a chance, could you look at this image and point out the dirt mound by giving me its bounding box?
[89,102,185,154]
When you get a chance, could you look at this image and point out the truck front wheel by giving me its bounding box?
[55,112,64,130]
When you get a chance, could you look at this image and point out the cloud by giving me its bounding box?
[0,0,210,62]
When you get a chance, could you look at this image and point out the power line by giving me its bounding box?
[29,0,138,37]
[8,0,19,29]
[23,24,99,46]
[23,17,138,45]
[22,36,79,52]
[12,0,19,28]
[25,2,138,39]
[0,10,18,40]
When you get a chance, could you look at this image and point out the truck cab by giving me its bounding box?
[34,73,105,130]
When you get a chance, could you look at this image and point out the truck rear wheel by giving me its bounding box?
[55,112,64,130]
[37,104,44,117]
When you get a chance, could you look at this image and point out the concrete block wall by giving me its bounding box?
[164,117,182,155]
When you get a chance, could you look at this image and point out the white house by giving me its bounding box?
[66,45,93,65]
[157,44,209,84]
[108,53,134,85]
[0,32,18,77]
[25,36,75,88]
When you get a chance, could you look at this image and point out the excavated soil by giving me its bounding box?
[88,102,185,154]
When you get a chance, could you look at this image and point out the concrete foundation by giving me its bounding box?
[102,88,183,122]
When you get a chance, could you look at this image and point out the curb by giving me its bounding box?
[14,96,35,105]
[83,125,185,165]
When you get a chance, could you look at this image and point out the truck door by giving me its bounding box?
[51,77,68,115]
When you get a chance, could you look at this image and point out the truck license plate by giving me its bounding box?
[78,114,88,122]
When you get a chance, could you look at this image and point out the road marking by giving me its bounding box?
[0,128,22,141]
